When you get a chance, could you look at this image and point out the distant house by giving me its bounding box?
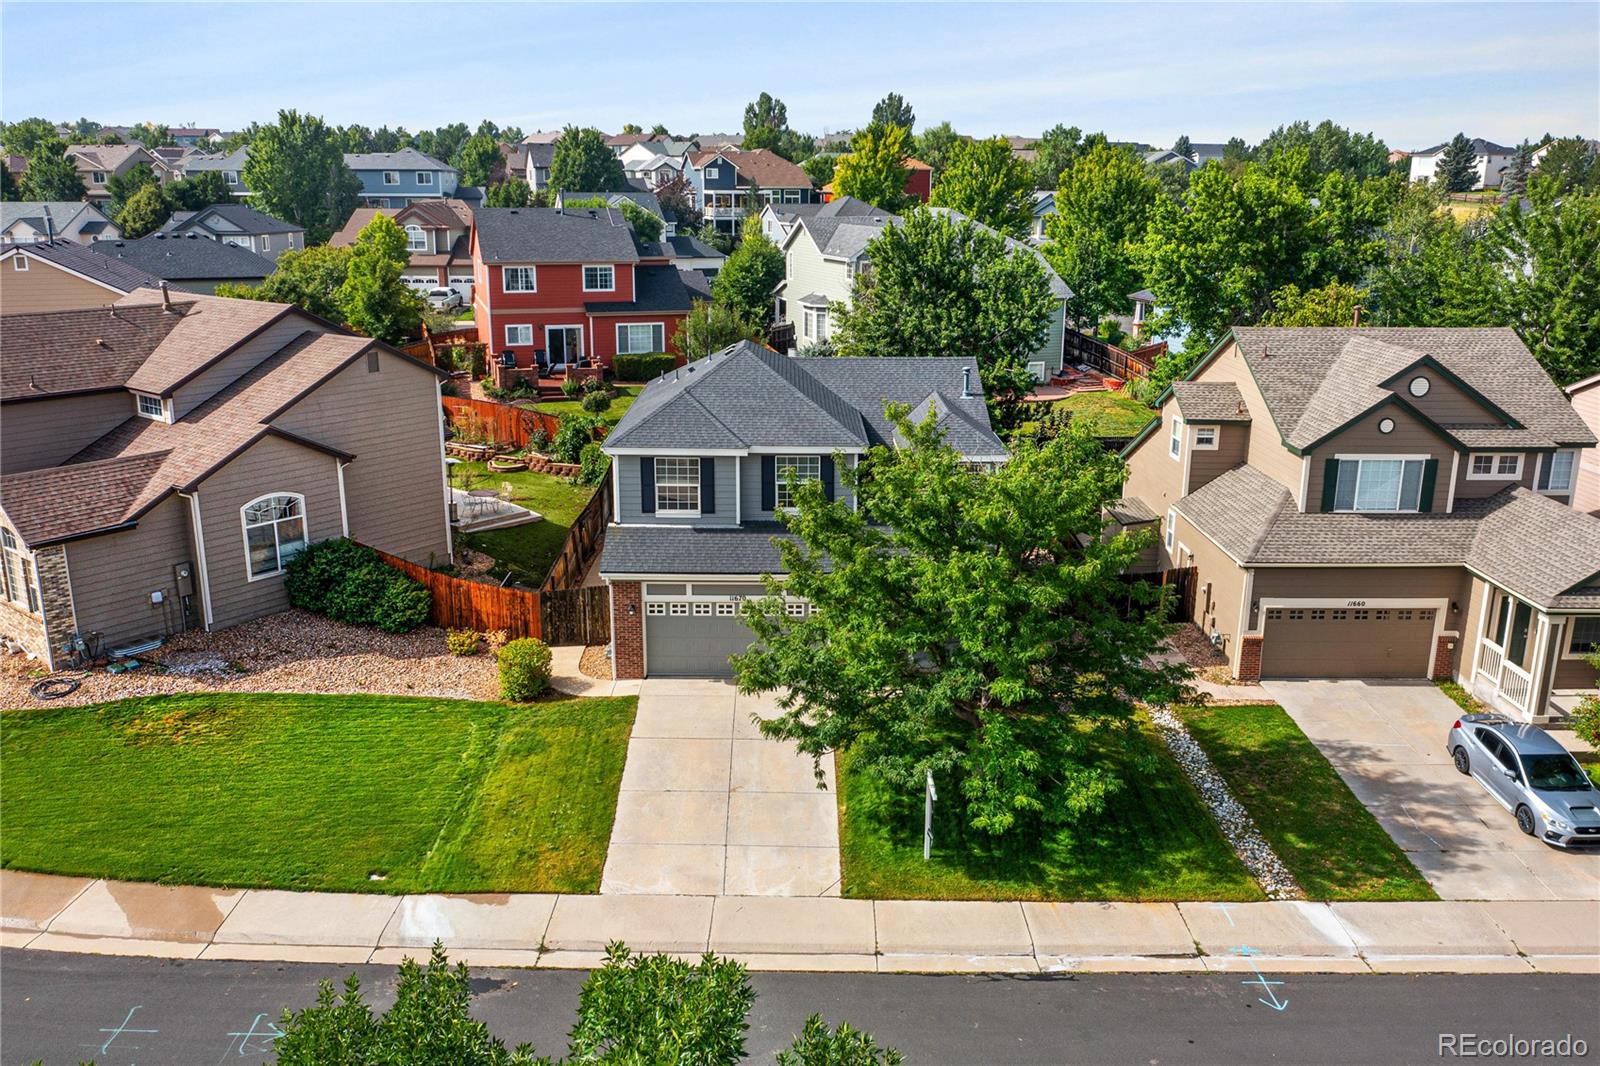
[757,195,884,245]
[1143,148,1196,171]
[65,144,173,202]
[555,188,666,220]
[344,149,459,208]
[1005,135,1039,162]
[159,203,305,262]
[680,148,817,234]
[170,128,224,147]
[92,233,274,294]
[820,158,934,205]
[1187,142,1230,166]
[0,201,120,244]
[617,140,696,188]
[1408,138,1515,190]
[0,239,166,312]
[667,234,726,276]
[332,199,478,299]
[1029,189,1055,243]
[470,206,694,370]
[180,147,253,199]
[504,141,556,193]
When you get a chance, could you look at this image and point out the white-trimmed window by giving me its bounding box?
[654,457,700,514]
[241,494,307,579]
[90,171,106,184]
[1332,457,1427,512]
[1193,425,1218,450]
[505,323,533,346]
[222,170,238,184]
[802,307,828,341]
[416,171,433,186]
[135,393,166,420]
[382,170,400,186]
[775,455,821,510]
[617,322,665,354]
[706,166,720,179]
[1,528,39,613]
[1537,450,1576,494]
[405,225,427,252]
[11,255,27,271]
[1467,453,1522,479]
[1164,508,1176,550]
[260,235,270,252]
[1168,416,1183,460]
[1568,617,1600,658]
[503,265,536,292]
[582,264,615,292]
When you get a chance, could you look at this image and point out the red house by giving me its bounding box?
[471,206,692,370]
[821,156,934,205]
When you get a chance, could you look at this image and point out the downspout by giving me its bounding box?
[178,490,214,628]
[436,378,455,559]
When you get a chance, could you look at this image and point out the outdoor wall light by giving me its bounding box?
[627,603,637,617]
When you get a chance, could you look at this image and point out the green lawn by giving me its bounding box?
[1021,390,1157,439]
[1,692,636,894]
[1177,704,1436,901]
[838,714,1265,901]
[453,462,597,585]
[1582,759,1600,789]
[532,384,640,425]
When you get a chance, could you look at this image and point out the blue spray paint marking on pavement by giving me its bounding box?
[87,1005,158,1055]
[225,1012,285,1056]
[1234,946,1289,1012]
[1215,902,1235,927]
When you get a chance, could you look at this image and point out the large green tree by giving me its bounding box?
[105,161,160,220]
[802,153,838,188]
[1031,123,1095,190]
[1255,119,1391,181]
[1365,180,1500,331]
[929,137,1035,239]
[116,182,172,238]
[870,92,915,133]
[548,125,627,192]
[0,117,61,157]
[1042,142,1160,328]
[216,244,352,321]
[18,139,86,201]
[452,132,502,187]
[242,110,362,244]
[1260,280,1365,326]
[338,214,424,344]
[830,124,911,212]
[1435,132,1479,193]
[833,209,1056,432]
[712,229,785,326]
[127,122,174,148]
[617,199,662,243]
[1531,136,1599,196]
[166,170,234,212]
[735,413,1185,839]
[673,299,761,360]
[913,121,963,175]
[741,91,789,152]
[484,177,535,208]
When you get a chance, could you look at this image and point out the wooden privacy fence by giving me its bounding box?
[370,547,542,640]
[1121,566,1198,622]
[540,586,612,647]
[542,468,613,592]
[442,396,560,449]
[1063,329,1158,381]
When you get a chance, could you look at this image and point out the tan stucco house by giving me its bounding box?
[0,289,452,668]
[1120,327,1599,721]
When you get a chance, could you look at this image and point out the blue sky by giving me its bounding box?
[3,2,1595,148]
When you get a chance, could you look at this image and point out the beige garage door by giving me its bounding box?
[1260,606,1436,679]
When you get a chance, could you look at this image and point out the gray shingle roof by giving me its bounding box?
[795,356,1005,456]
[679,268,713,301]
[473,207,640,264]
[1172,465,1292,561]
[668,234,725,260]
[343,148,453,172]
[600,523,797,576]
[2,239,167,295]
[1412,138,1514,156]
[91,233,274,282]
[0,201,104,234]
[561,189,663,217]
[1172,381,1250,423]
[165,203,302,236]
[1229,328,1595,450]
[584,264,691,314]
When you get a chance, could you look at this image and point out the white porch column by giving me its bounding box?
[1469,580,1494,686]
[1525,614,1555,719]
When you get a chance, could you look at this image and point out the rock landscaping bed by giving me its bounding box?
[0,609,501,709]
[578,643,612,680]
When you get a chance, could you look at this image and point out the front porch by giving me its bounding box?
[1468,580,1597,723]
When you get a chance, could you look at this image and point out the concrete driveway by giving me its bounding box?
[1261,679,1600,902]
[601,679,841,897]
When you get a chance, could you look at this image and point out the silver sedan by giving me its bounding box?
[1447,713,1600,848]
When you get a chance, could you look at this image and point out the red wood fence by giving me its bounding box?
[371,547,542,640]
[542,467,613,593]
[442,396,560,449]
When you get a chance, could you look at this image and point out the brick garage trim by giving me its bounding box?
[611,580,643,679]
[1433,634,1455,681]
[1237,634,1263,682]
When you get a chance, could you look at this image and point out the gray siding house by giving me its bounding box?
[598,341,1006,678]
[159,203,306,262]
[0,290,452,669]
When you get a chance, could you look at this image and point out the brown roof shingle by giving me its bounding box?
[0,303,186,401]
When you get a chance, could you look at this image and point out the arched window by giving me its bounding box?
[241,494,308,579]
[405,225,427,252]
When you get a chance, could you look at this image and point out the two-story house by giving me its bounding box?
[598,340,1007,678]
[680,148,817,235]
[0,239,166,312]
[345,149,459,208]
[328,199,475,297]
[159,203,305,262]
[470,206,694,370]
[66,144,173,202]
[179,147,253,199]
[1,201,121,244]
[1119,327,1599,721]
[0,289,452,670]
[774,204,1070,379]
[1408,138,1516,190]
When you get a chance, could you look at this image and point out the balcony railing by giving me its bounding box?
[1474,638,1533,714]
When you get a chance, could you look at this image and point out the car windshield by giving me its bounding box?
[1523,754,1592,791]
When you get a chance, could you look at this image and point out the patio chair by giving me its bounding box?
[499,481,515,502]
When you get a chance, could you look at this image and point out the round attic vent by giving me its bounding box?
[1378,417,1395,434]
[1408,375,1430,398]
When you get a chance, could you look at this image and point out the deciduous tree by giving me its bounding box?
[548,125,627,192]
[618,199,662,243]
[802,153,837,188]
[216,244,352,321]
[338,214,424,344]
[830,124,910,212]
[18,139,86,201]
[116,182,171,238]
[913,121,963,176]
[1260,280,1365,326]
[712,229,784,326]
[929,136,1035,238]
[127,122,174,148]
[452,132,502,187]
[1031,124,1100,190]
[673,299,761,360]
[105,161,160,220]
[0,117,60,157]
[1042,142,1160,328]
[242,109,362,244]
[484,177,535,208]
[166,170,233,211]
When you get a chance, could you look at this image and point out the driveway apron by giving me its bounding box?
[1262,679,1600,901]
[602,679,841,897]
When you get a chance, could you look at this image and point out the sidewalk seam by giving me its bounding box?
[39,875,101,933]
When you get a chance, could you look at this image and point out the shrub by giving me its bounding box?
[579,374,604,394]
[796,339,836,358]
[284,538,432,633]
[552,414,601,464]
[580,389,612,414]
[445,629,481,656]
[1571,694,1600,748]
[483,628,510,652]
[560,376,582,397]
[568,944,754,1065]
[526,422,550,454]
[613,352,676,382]
[777,1014,904,1065]
[498,637,552,701]
[579,441,610,485]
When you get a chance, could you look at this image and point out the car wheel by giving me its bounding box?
[1452,746,1470,774]
[1515,805,1537,836]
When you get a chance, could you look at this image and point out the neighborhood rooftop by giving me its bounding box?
[91,232,276,280]
[473,206,640,263]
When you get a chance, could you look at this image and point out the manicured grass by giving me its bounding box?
[837,714,1265,902]
[1582,759,1600,789]
[533,384,640,425]
[1,692,636,894]
[1176,704,1436,901]
[453,462,596,585]
[1019,390,1157,439]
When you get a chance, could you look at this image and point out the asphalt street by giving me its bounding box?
[2,949,1596,1065]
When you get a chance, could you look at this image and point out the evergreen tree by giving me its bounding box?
[548,126,627,192]
[1436,133,1479,193]
[870,92,915,134]
[1171,134,1193,160]
[1501,141,1534,199]
[1531,136,1600,195]
[741,92,789,152]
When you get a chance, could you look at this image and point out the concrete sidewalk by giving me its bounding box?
[5,871,1595,974]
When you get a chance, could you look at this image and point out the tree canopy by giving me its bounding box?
[1042,142,1161,328]
[116,182,171,238]
[913,121,963,175]
[1031,124,1103,190]
[452,132,502,187]
[241,109,362,244]
[1532,136,1599,195]
[870,92,915,133]
[166,170,234,212]
[17,138,86,202]
[548,125,628,193]
[338,214,425,344]
[105,161,160,221]
[217,244,351,321]
[830,124,911,212]
[739,92,814,161]
[712,229,784,326]
[674,299,761,360]
[617,199,662,243]
[0,117,60,157]
[929,136,1037,239]
[735,412,1185,839]
[1254,119,1392,181]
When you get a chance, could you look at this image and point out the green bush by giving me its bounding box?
[445,629,481,656]
[777,1014,904,1065]
[580,389,612,414]
[560,376,582,397]
[498,637,553,701]
[568,944,753,1065]
[613,352,676,382]
[579,441,610,485]
[579,375,604,394]
[284,538,432,633]
[552,414,601,464]
[1571,694,1600,748]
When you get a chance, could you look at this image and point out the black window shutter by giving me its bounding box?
[639,457,655,513]
[761,455,776,511]
[820,456,836,501]
[700,457,715,514]
[1419,458,1438,513]
[1320,458,1341,512]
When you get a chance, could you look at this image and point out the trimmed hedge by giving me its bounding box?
[498,637,553,701]
[613,353,676,382]
[284,538,432,633]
